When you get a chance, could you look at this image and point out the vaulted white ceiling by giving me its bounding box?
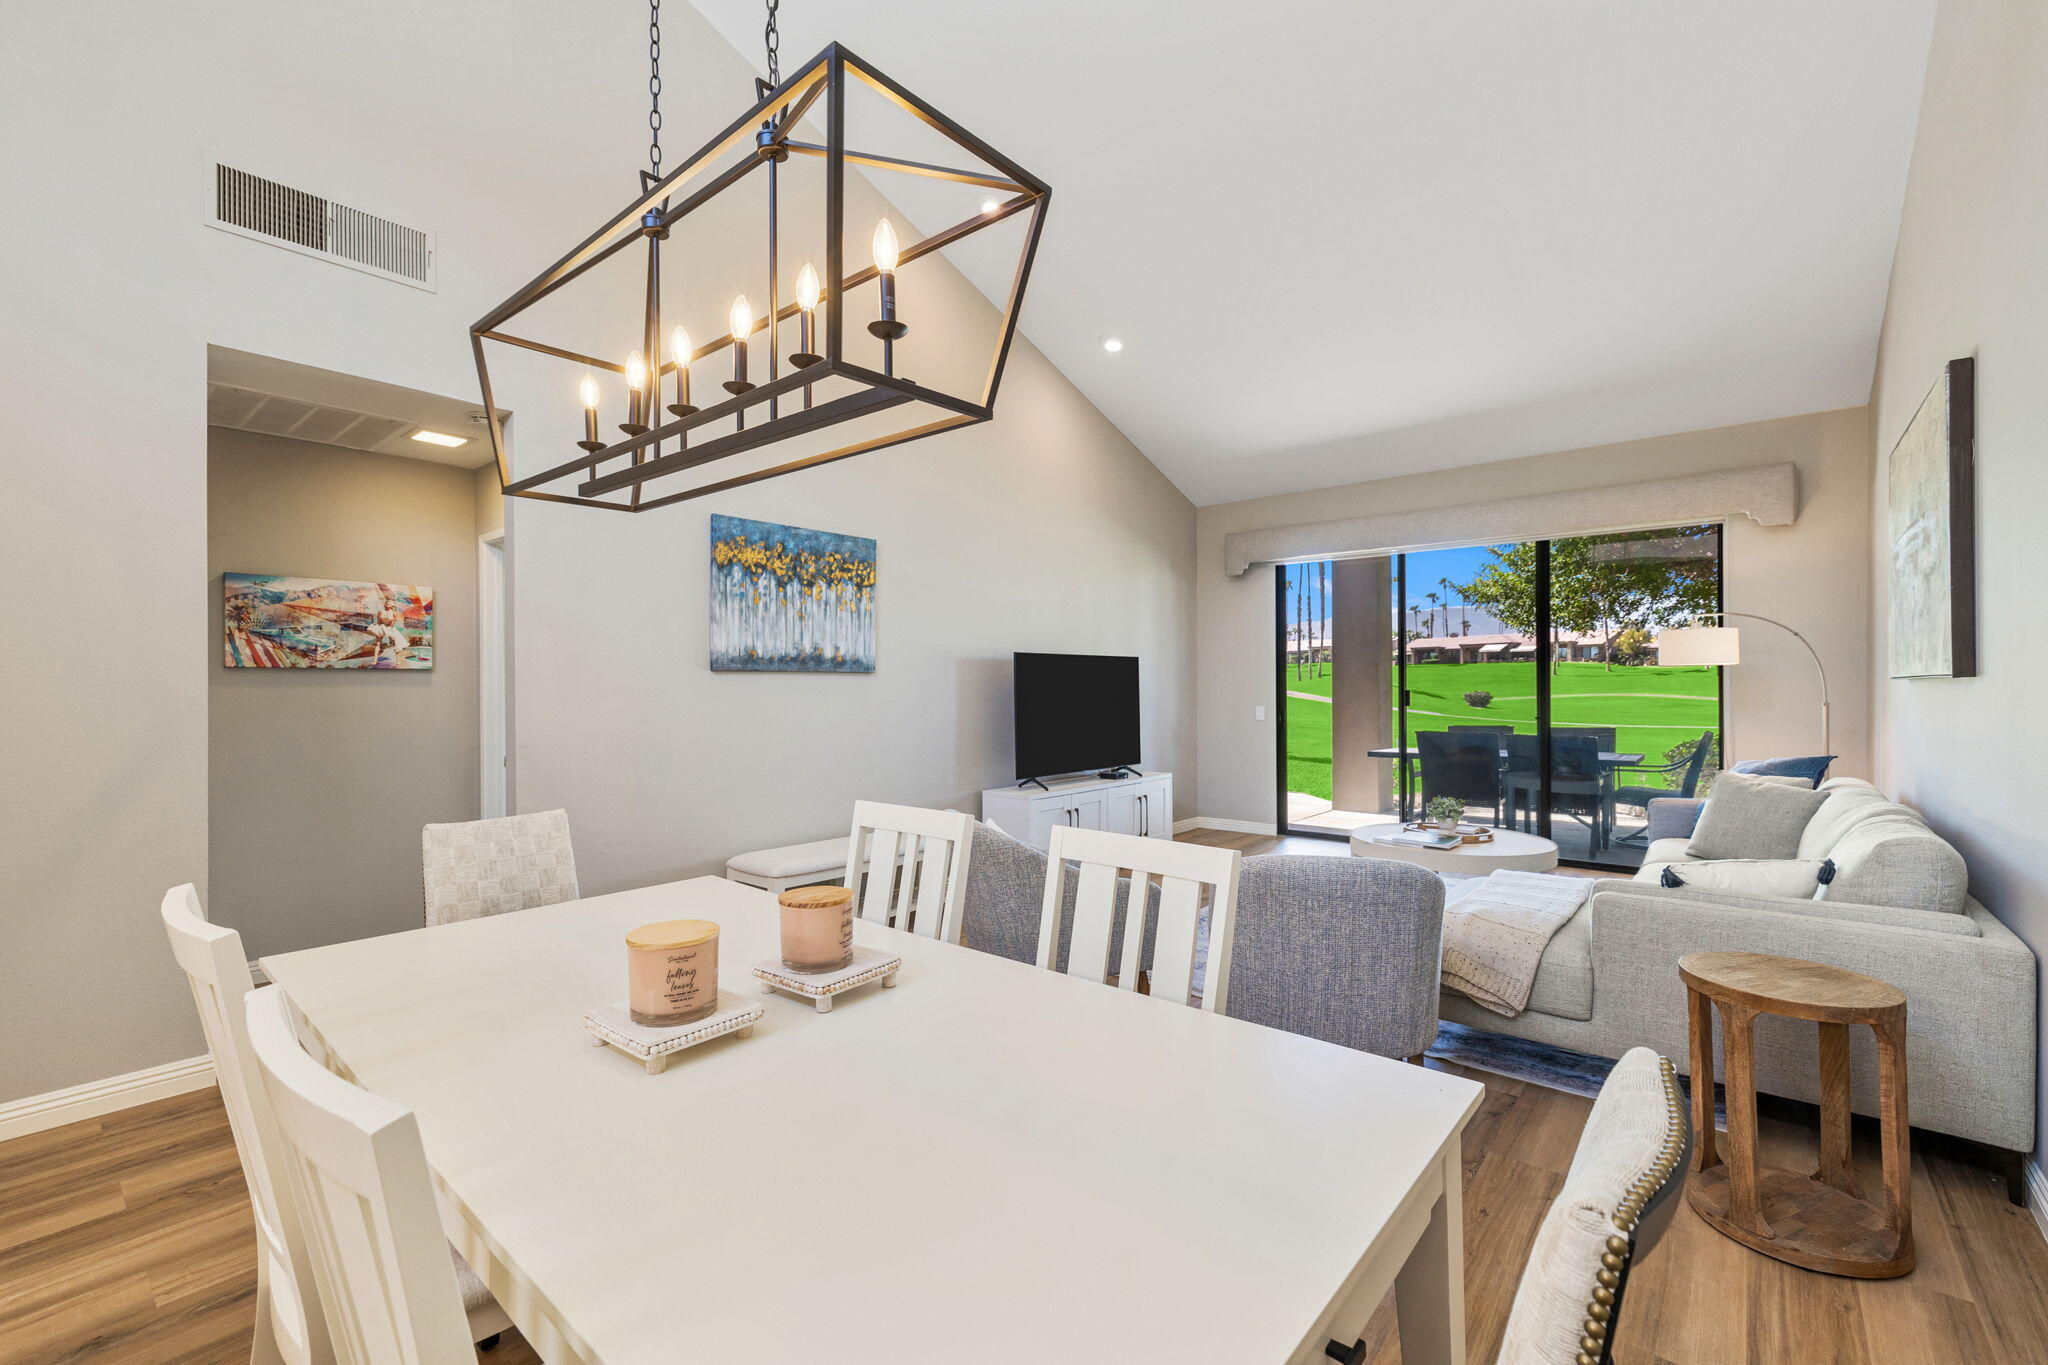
[689,0,1938,505]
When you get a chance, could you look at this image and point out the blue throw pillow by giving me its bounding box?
[1731,755,1836,788]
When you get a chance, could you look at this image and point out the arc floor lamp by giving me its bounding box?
[1655,613,1830,754]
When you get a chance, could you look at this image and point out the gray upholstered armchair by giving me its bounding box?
[1224,854,1445,1060]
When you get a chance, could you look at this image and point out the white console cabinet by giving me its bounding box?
[980,772,1173,850]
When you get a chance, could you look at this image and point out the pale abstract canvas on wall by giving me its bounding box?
[709,515,876,672]
[1886,358,1976,679]
[224,574,434,669]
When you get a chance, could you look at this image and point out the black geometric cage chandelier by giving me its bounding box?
[470,0,1051,513]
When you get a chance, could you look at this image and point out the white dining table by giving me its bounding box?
[260,875,1483,1364]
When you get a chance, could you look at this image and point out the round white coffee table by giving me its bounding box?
[1348,826,1559,874]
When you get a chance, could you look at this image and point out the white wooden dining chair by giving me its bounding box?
[160,885,333,1365]
[844,801,976,942]
[244,983,511,1364]
[1037,826,1242,1011]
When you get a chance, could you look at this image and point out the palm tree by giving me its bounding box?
[1316,560,1329,677]
[1425,591,1442,638]
[1295,571,1307,680]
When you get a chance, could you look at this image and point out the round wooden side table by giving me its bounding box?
[1678,951,1913,1278]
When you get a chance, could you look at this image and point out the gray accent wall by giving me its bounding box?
[1869,0,2048,1159]
[208,429,485,959]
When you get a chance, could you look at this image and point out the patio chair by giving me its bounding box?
[1418,729,1504,825]
[1606,730,1716,845]
[1448,724,1515,743]
[1503,733,1609,850]
[1554,725,1617,751]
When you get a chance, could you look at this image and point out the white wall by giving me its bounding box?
[0,1,1191,1104]
[1868,0,2048,1157]
[1193,409,1873,825]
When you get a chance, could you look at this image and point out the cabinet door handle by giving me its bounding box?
[1140,794,1149,837]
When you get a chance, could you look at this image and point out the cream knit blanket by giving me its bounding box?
[1440,870,1593,1017]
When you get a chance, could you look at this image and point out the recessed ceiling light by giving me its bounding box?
[980,197,1000,214]
[410,429,469,447]
[1099,335,1125,354]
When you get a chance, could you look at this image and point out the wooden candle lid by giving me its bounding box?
[779,885,853,910]
[625,918,721,950]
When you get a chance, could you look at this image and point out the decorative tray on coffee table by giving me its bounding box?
[1400,822,1496,845]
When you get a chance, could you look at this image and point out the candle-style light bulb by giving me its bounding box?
[621,350,649,434]
[667,324,696,417]
[724,295,755,396]
[792,263,822,369]
[576,372,603,451]
[867,220,908,372]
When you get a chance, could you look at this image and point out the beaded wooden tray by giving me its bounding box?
[752,945,902,1014]
[583,991,765,1075]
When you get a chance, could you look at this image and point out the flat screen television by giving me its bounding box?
[1013,652,1140,781]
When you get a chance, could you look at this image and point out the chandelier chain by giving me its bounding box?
[764,0,780,89]
[648,0,664,179]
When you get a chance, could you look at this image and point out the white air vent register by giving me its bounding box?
[209,163,435,290]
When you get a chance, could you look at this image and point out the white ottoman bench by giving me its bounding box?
[724,837,851,894]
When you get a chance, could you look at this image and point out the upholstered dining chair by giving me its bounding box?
[845,801,975,942]
[245,985,512,1364]
[1222,855,1445,1061]
[1492,1048,1690,1364]
[162,888,510,1361]
[422,809,578,926]
[1038,826,1241,1010]
[1326,1047,1690,1365]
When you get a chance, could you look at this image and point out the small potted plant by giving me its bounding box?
[1424,795,1466,834]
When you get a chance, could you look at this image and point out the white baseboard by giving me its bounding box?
[2028,1159,2048,1245]
[0,1056,215,1143]
[1180,817,1280,836]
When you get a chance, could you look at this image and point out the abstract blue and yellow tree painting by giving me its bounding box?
[709,515,876,672]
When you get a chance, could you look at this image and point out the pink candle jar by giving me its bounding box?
[626,919,720,1026]
[778,886,854,974]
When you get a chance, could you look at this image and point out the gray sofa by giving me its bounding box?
[1440,777,2038,1189]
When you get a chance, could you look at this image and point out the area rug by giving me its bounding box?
[1427,1019,1723,1123]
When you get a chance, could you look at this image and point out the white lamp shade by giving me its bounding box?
[1657,624,1740,667]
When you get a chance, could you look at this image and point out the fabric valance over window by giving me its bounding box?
[1222,462,1798,576]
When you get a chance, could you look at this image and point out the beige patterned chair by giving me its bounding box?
[1494,1048,1690,1365]
[422,809,580,926]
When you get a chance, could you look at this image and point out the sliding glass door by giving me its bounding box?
[1278,523,1723,870]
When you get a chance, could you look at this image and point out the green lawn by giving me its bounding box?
[1284,661,1719,802]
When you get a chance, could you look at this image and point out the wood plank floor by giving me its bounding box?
[4,834,2044,1362]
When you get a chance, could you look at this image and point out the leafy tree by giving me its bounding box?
[1452,527,1718,671]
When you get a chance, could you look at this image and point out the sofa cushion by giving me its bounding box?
[1644,858,1828,899]
[1687,770,1830,860]
[1643,837,1697,866]
[1732,754,1837,787]
[1825,813,1971,915]
[1520,895,1595,1021]
[1605,882,1982,937]
[1796,784,1895,860]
